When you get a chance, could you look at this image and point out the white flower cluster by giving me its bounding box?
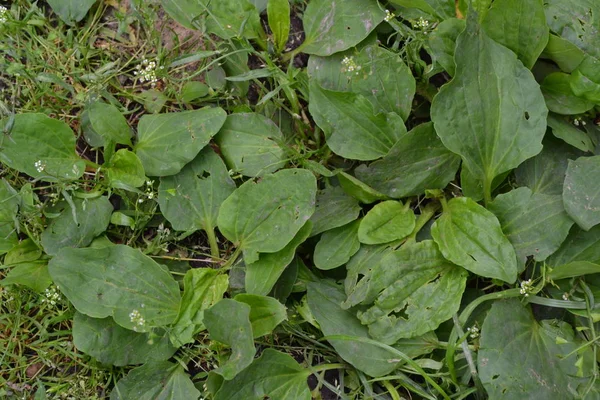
[42,286,61,306]
[134,59,164,87]
[129,309,146,331]
[0,6,8,24]
[34,160,46,173]
[519,279,534,297]
[413,17,430,30]
[573,117,587,127]
[138,180,155,203]
[341,56,362,75]
[384,9,395,22]
[466,325,480,339]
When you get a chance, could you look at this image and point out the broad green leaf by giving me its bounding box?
[515,135,583,195]
[344,244,393,301]
[563,156,600,230]
[431,14,547,189]
[87,102,132,146]
[0,179,19,254]
[234,294,287,338]
[351,46,415,120]
[160,0,204,29]
[350,241,467,344]
[309,82,406,161]
[217,169,317,263]
[214,349,310,400]
[135,107,227,177]
[547,224,600,268]
[181,81,209,102]
[0,114,85,181]
[358,201,415,245]
[4,239,41,265]
[48,245,181,331]
[0,262,51,292]
[549,261,600,280]
[204,299,256,380]
[570,55,600,102]
[542,73,595,115]
[314,220,361,270]
[158,147,235,233]
[215,113,286,177]
[170,268,228,347]
[478,299,579,399]
[481,0,549,69]
[431,197,518,283]
[489,187,574,264]
[309,43,415,120]
[73,312,176,366]
[337,171,388,204]
[428,18,465,77]
[271,256,300,303]
[541,34,585,73]
[268,0,290,53]
[390,0,455,20]
[140,89,168,113]
[308,281,436,377]
[161,0,263,39]
[105,149,146,189]
[40,197,113,256]
[309,186,361,237]
[203,0,263,40]
[355,122,460,198]
[301,0,384,56]
[548,113,595,152]
[544,0,600,60]
[110,361,200,400]
[245,221,312,296]
[47,0,96,25]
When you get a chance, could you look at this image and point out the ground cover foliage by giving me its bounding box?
[1,0,600,398]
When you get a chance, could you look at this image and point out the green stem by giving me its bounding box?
[221,247,242,270]
[204,226,220,259]
[482,175,493,206]
[310,363,346,374]
[381,380,402,400]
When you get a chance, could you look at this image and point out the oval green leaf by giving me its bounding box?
[358,201,415,245]
[158,147,235,233]
[431,197,518,283]
[563,155,600,230]
[73,312,176,366]
[309,82,406,161]
[135,107,227,177]
[301,0,384,56]
[0,114,85,181]
[48,244,181,331]
[314,220,361,270]
[215,113,286,177]
[217,169,317,262]
[431,13,547,190]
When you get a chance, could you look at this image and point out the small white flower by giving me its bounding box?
[384,9,395,22]
[42,286,62,306]
[129,309,146,330]
[562,292,569,301]
[519,279,534,297]
[0,6,8,24]
[341,56,361,76]
[34,160,46,173]
[466,325,480,339]
[135,59,161,87]
[414,17,430,29]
